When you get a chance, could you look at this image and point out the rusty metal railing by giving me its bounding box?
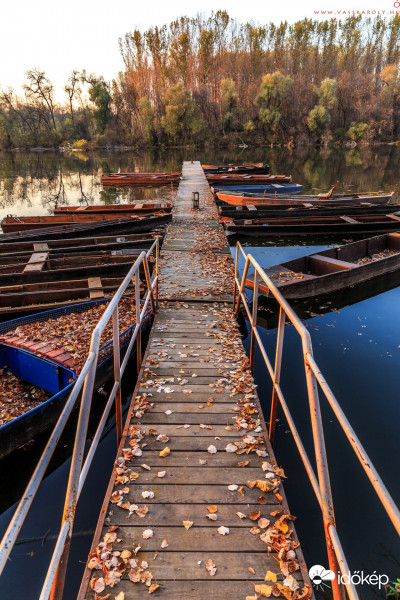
[0,238,160,600]
[233,241,400,600]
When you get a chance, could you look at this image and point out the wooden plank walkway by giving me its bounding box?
[78,162,313,600]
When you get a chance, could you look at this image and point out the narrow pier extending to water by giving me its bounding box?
[78,162,312,600]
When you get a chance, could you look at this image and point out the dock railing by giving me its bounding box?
[0,238,160,600]
[233,241,400,600]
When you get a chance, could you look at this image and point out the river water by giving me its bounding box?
[0,147,399,599]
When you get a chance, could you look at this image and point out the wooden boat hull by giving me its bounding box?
[0,252,153,286]
[245,232,400,299]
[1,212,169,233]
[54,203,172,215]
[225,214,400,236]
[0,277,141,315]
[219,204,398,219]
[207,174,291,185]
[202,164,269,174]
[216,191,392,206]
[0,233,161,258]
[0,299,152,457]
[102,172,181,187]
[0,214,171,242]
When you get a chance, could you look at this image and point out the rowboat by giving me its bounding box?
[224,212,400,236]
[53,202,173,215]
[202,164,270,174]
[0,277,142,314]
[0,298,151,456]
[0,233,161,258]
[102,172,181,187]
[213,184,302,195]
[0,249,154,286]
[218,204,396,219]
[0,214,171,240]
[244,232,400,299]
[206,174,291,185]
[215,190,392,206]
[1,212,170,233]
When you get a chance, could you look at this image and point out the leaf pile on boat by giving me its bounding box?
[265,269,305,285]
[355,249,399,265]
[0,298,138,375]
[0,371,50,426]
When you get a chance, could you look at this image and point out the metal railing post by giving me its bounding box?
[303,352,345,600]
[135,269,141,375]
[269,306,285,444]
[155,239,159,311]
[249,271,259,369]
[233,242,239,308]
[49,353,98,600]
[113,307,122,446]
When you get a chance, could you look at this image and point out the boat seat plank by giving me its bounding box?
[23,252,49,272]
[33,243,49,251]
[386,213,400,222]
[88,276,104,299]
[340,215,360,224]
[310,254,355,274]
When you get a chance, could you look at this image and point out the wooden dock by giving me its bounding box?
[78,162,312,600]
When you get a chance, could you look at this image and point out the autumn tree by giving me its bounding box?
[307,78,337,141]
[162,82,204,143]
[255,72,293,137]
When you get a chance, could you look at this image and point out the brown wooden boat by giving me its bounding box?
[1,212,170,233]
[224,212,400,236]
[216,191,393,207]
[0,249,154,286]
[53,202,173,215]
[245,232,400,299]
[0,277,143,314]
[202,164,269,174]
[0,233,160,258]
[102,172,181,187]
[206,174,291,185]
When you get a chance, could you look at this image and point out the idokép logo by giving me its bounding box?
[309,564,389,591]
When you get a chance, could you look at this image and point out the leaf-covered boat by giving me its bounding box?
[0,298,152,457]
[245,232,400,299]
[202,163,269,174]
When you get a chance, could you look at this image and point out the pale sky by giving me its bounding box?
[1,0,397,101]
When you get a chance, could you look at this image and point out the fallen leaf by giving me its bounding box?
[205,558,217,576]
[159,447,170,458]
[228,484,238,491]
[183,520,193,530]
[249,510,261,521]
[217,526,230,535]
[206,513,218,521]
[237,460,249,467]
[225,443,237,453]
[135,505,149,518]
[157,471,166,478]
[90,577,105,593]
[207,505,218,513]
[207,445,217,454]
[254,583,273,597]
[143,529,153,539]
[236,512,246,519]
[161,539,168,548]
[248,567,255,575]
[114,593,125,600]
[264,570,277,582]
[148,583,160,594]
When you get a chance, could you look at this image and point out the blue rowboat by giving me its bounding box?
[212,183,303,194]
[0,298,151,458]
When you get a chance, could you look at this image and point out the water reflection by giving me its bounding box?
[1,146,400,221]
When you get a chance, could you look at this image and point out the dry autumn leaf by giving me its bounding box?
[264,570,277,583]
[205,558,217,576]
[183,520,193,530]
[217,526,229,535]
[148,583,160,594]
[207,505,218,513]
[254,583,273,597]
[159,447,170,458]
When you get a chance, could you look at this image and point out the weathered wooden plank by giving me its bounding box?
[109,503,279,527]
[148,402,236,413]
[119,485,278,505]
[118,466,264,485]
[138,424,248,437]
[130,450,262,466]
[140,412,240,425]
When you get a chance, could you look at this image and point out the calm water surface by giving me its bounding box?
[0,147,399,599]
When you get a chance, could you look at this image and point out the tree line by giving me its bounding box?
[1,12,400,149]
